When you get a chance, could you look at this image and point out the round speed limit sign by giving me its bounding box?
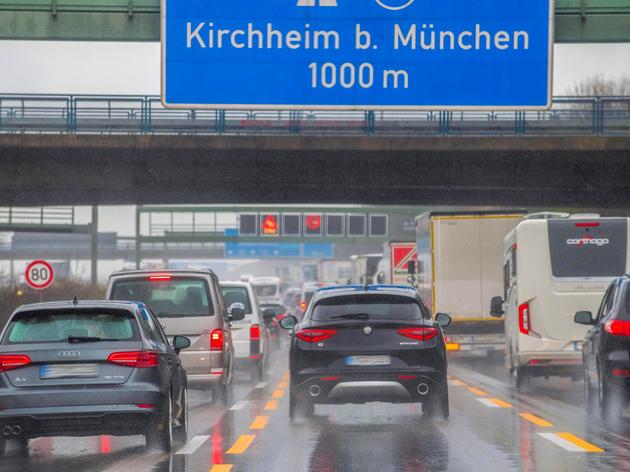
[25,260,54,290]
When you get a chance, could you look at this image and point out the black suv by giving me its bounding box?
[279,285,451,420]
[576,275,630,423]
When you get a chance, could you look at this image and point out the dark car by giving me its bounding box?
[279,285,451,420]
[576,275,630,422]
[0,300,190,455]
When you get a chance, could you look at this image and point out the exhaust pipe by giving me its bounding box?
[12,425,22,436]
[308,384,322,397]
[2,426,12,437]
[417,383,429,395]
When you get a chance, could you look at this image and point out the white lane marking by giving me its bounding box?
[255,382,267,389]
[537,433,584,452]
[476,398,501,408]
[229,400,249,411]
[175,435,210,455]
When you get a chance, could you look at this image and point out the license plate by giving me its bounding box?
[345,355,391,366]
[40,364,99,379]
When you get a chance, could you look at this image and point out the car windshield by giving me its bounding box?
[252,284,278,297]
[221,287,253,314]
[311,294,423,321]
[261,304,286,315]
[111,278,213,317]
[3,310,138,344]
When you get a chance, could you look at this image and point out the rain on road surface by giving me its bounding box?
[2,348,630,472]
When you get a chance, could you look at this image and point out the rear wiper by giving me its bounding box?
[329,313,370,320]
[68,336,119,343]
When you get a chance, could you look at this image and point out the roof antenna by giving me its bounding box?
[72,296,78,305]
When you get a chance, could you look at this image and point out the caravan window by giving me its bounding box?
[548,219,627,278]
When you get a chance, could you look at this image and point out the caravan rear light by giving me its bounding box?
[575,222,600,228]
[250,324,260,341]
[518,302,530,335]
[604,320,630,337]
[210,329,224,351]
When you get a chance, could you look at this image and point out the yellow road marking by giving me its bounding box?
[450,379,467,386]
[264,399,278,411]
[556,432,604,452]
[210,465,233,472]
[519,413,553,427]
[281,371,290,381]
[467,387,488,396]
[250,416,269,430]
[487,398,513,408]
[272,389,285,399]
[278,381,288,389]
[226,434,256,454]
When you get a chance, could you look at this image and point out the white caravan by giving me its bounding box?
[492,213,630,388]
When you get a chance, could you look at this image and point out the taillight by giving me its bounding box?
[0,354,31,372]
[518,302,530,335]
[295,329,336,342]
[300,300,307,311]
[148,274,172,281]
[210,329,224,351]
[107,351,158,368]
[397,327,438,341]
[275,314,288,321]
[250,324,260,341]
[604,320,630,336]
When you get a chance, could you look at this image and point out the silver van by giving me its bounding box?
[105,269,242,404]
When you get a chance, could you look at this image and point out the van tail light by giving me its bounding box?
[295,329,336,343]
[210,329,224,351]
[0,354,31,372]
[397,327,438,341]
[107,351,158,368]
[519,302,530,335]
[250,324,260,341]
[604,320,630,336]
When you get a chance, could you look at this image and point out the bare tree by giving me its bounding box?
[567,74,630,96]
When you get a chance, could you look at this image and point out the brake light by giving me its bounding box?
[148,274,172,281]
[612,368,630,377]
[575,222,600,227]
[300,300,308,311]
[0,354,31,372]
[210,329,224,351]
[107,351,158,368]
[604,320,630,336]
[295,329,336,342]
[397,327,438,341]
[135,403,156,409]
[519,302,530,335]
[399,375,417,380]
[250,324,260,341]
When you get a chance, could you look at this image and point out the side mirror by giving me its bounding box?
[490,296,505,318]
[574,311,595,325]
[229,304,246,322]
[262,308,276,323]
[435,313,452,329]
[172,335,191,354]
[279,315,298,330]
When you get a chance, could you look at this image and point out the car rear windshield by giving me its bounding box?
[221,287,253,314]
[548,219,627,278]
[252,284,278,298]
[3,310,139,344]
[111,278,213,317]
[311,294,423,321]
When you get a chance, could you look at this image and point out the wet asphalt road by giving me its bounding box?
[3,348,630,472]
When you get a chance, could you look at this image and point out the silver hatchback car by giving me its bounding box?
[106,269,243,403]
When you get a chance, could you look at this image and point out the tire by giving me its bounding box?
[173,389,188,447]
[212,382,232,406]
[423,378,449,419]
[14,438,29,457]
[0,438,5,457]
[584,366,597,417]
[146,392,174,452]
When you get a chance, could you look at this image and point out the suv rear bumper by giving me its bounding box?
[517,351,582,376]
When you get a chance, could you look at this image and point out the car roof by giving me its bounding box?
[108,268,217,278]
[312,285,418,301]
[13,300,145,313]
[220,281,251,288]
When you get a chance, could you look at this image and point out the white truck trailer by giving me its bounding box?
[416,210,525,354]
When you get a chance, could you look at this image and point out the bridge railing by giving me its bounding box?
[0,206,76,226]
[1,94,629,136]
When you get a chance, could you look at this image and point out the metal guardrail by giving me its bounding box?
[0,206,75,226]
[0,94,629,136]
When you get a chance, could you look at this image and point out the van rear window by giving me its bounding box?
[548,219,627,278]
[111,278,213,317]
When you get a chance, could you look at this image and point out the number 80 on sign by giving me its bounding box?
[25,260,54,290]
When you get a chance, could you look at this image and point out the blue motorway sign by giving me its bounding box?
[162,0,553,109]
[224,242,334,258]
